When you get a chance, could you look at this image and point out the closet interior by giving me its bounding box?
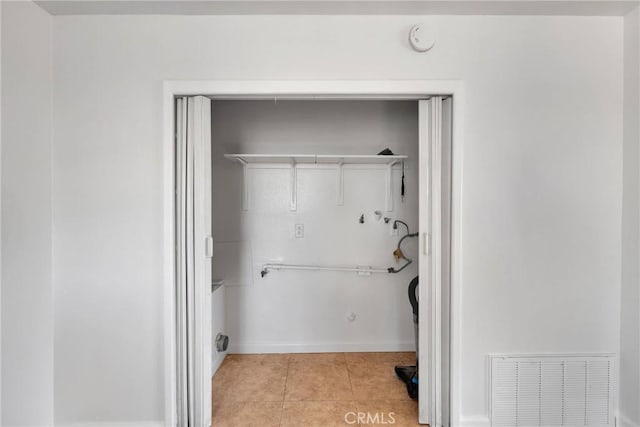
[208,99,423,425]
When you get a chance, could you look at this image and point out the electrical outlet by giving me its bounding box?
[295,224,304,238]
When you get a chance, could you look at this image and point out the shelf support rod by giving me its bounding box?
[290,160,297,211]
[336,161,344,206]
[261,263,390,277]
[386,160,399,212]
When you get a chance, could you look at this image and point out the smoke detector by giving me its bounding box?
[409,24,436,53]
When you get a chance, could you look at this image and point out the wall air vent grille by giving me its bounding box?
[490,354,615,427]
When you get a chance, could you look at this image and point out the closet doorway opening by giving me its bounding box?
[163,81,462,427]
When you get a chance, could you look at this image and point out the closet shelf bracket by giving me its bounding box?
[386,160,400,212]
[234,157,249,211]
[290,160,297,211]
[336,161,344,206]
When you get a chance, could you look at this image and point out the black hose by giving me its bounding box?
[398,232,418,250]
[408,276,419,318]
[388,232,418,273]
[393,220,410,234]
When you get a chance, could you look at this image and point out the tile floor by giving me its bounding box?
[211,352,423,426]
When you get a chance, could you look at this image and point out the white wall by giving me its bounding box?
[212,100,418,353]
[52,15,623,424]
[211,285,227,373]
[1,1,53,426]
[620,6,640,427]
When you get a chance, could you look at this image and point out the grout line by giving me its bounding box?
[344,352,357,404]
[279,354,292,426]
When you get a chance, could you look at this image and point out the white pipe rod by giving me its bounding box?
[261,263,390,277]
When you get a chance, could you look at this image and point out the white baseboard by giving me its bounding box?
[212,350,227,374]
[619,413,640,427]
[458,415,490,427]
[56,423,163,427]
[227,341,415,354]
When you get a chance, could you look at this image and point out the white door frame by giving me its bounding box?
[162,80,464,427]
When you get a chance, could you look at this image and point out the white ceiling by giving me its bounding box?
[33,0,639,16]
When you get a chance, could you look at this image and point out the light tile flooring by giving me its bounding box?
[212,352,422,426]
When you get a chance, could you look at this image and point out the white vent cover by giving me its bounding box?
[490,354,615,427]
